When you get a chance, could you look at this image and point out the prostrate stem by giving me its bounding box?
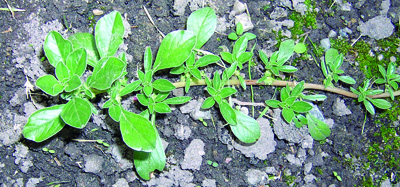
[173,79,399,99]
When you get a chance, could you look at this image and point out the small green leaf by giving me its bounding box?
[294,42,307,53]
[236,22,244,35]
[230,110,260,143]
[152,79,175,92]
[120,80,141,97]
[190,68,202,80]
[228,32,238,40]
[282,108,295,123]
[64,74,82,92]
[102,99,113,108]
[163,96,192,105]
[187,7,217,49]
[219,87,237,98]
[143,85,153,97]
[237,52,253,64]
[170,65,185,75]
[88,57,126,90]
[220,52,234,63]
[285,96,296,106]
[201,97,215,109]
[120,110,157,152]
[219,100,237,125]
[154,92,169,102]
[185,76,191,93]
[61,98,92,129]
[68,33,100,67]
[265,100,281,108]
[368,98,392,109]
[233,37,248,59]
[278,65,297,73]
[242,33,256,40]
[378,64,387,78]
[206,86,217,96]
[137,94,149,106]
[259,50,269,66]
[66,48,87,77]
[307,114,331,141]
[154,102,171,113]
[44,31,73,67]
[291,81,305,97]
[301,94,327,101]
[95,11,124,58]
[291,101,313,113]
[363,100,375,115]
[195,55,220,68]
[109,104,122,122]
[280,87,290,102]
[239,76,246,90]
[325,48,339,67]
[213,71,221,90]
[55,61,70,82]
[153,30,196,72]
[23,105,65,142]
[338,76,356,84]
[144,46,153,73]
[134,131,165,180]
[36,75,64,96]
[277,40,294,65]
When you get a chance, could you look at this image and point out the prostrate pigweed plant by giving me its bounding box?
[23,8,400,180]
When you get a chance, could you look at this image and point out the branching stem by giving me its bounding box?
[173,79,398,99]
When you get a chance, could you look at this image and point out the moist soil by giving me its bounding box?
[0,0,399,186]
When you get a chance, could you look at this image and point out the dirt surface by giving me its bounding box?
[0,0,399,186]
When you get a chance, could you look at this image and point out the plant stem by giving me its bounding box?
[173,79,399,99]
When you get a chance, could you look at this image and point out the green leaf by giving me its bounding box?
[120,110,157,152]
[285,96,296,106]
[201,97,215,109]
[187,7,217,49]
[259,50,269,66]
[163,96,192,105]
[109,104,122,122]
[219,87,237,98]
[265,100,281,108]
[237,52,253,64]
[333,54,344,70]
[228,32,238,40]
[185,76,191,93]
[88,57,126,90]
[154,102,171,113]
[95,11,124,58]
[282,108,295,123]
[389,80,398,90]
[378,64,387,78]
[186,52,195,66]
[277,40,294,65]
[36,75,64,96]
[213,71,221,89]
[195,55,220,68]
[68,33,100,67]
[278,65,297,73]
[44,31,73,67]
[64,74,82,92]
[242,33,257,40]
[170,65,185,75]
[294,42,307,53]
[280,87,290,102]
[66,48,87,77]
[291,81,305,97]
[219,100,237,125]
[363,100,375,115]
[368,98,392,109]
[220,52,234,63]
[154,92,169,102]
[23,105,65,142]
[134,130,165,180]
[236,22,244,35]
[239,76,246,90]
[190,68,202,80]
[153,30,196,72]
[144,46,153,73]
[291,101,313,113]
[307,114,331,141]
[152,79,175,92]
[230,110,261,143]
[60,98,92,129]
[301,94,327,101]
[325,48,339,67]
[233,37,248,59]
[143,86,153,97]
[137,94,149,106]
[338,76,356,84]
[120,80,141,97]
[55,61,70,83]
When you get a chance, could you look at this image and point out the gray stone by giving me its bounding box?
[20,159,33,173]
[112,178,129,187]
[279,0,292,8]
[304,174,316,183]
[13,144,29,165]
[180,99,211,120]
[202,178,216,187]
[173,0,189,16]
[144,165,194,187]
[272,109,312,144]
[0,112,25,146]
[390,56,396,62]
[84,154,104,173]
[333,98,352,116]
[359,16,394,40]
[294,3,307,15]
[64,143,81,160]
[26,177,43,187]
[235,13,254,32]
[320,38,331,51]
[270,7,287,19]
[304,162,312,175]
[174,124,191,140]
[107,144,133,171]
[233,0,246,15]
[381,179,392,187]
[301,134,314,149]
[181,139,205,170]
[125,171,137,182]
[265,166,276,174]
[286,154,302,166]
[233,117,276,160]
[380,0,390,15]
[172,88,184,97]
[328,30,337,38]
[246,169,267,185]
[9,88,25,107]
[340,2,352,11]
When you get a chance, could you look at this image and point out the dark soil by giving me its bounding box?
[0,0,399,186]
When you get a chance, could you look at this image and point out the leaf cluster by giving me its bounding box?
[375,62,400,100]
[321,48,356,88]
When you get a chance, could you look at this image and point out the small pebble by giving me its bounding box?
[390,56,396,62]
[378,54,384,61]
[93,9,104,16]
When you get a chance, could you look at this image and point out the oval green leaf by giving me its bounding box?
[187,7,217,49]
[291,101,313,113]
[68,33,99,67]
[201,97,215,109]
[219,100,237,125]
[152,79,175,92]
[66,48,87,77]
[307,114,331,141]
[95,11,124,58]
[36,75,64,96]
[154,102,171,113]
[88,57,126,90]
[61,98,92,129]
[163,96,192,105]
[44,31,73,67]
[230,110,261,143]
